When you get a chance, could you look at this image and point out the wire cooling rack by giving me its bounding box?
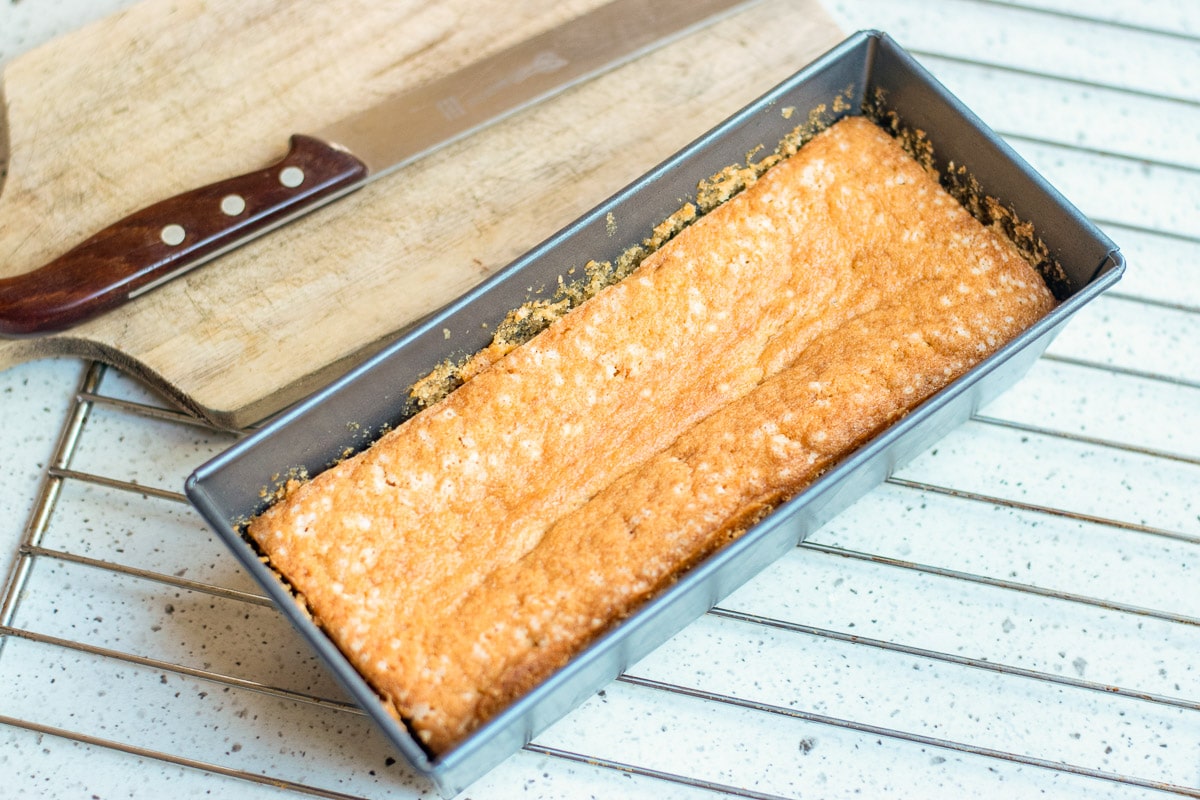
[1,0,1197,797]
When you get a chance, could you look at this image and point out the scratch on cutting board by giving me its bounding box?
[368,28,455,83]
[364,4,458,83]
[0,78,9,197]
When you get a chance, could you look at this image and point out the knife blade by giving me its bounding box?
[0,0,753,337]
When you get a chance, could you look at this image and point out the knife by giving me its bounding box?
[0,0,752,337]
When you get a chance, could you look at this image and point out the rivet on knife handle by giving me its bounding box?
[0,135,367,337]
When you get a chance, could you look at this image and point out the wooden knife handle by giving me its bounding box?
[0,135,368,337]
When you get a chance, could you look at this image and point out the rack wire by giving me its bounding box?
[1,0,1197,797]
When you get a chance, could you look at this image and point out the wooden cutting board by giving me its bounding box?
[0,0,843,428]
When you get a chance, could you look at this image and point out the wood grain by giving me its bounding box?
[0,0,843,427]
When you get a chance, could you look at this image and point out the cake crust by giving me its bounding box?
[246,116,1056,753]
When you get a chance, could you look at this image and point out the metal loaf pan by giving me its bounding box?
[186,31,1124,796]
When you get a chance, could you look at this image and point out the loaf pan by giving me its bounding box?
[186,30,1124,796]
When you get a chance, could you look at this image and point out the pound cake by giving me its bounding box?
[246,115,1056,753]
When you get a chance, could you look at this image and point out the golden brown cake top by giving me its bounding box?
[246,116,1056,754]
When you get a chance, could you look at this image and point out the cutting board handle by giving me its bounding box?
[0,135,367,337]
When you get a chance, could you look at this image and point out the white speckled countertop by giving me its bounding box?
[2,1,1198,798]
